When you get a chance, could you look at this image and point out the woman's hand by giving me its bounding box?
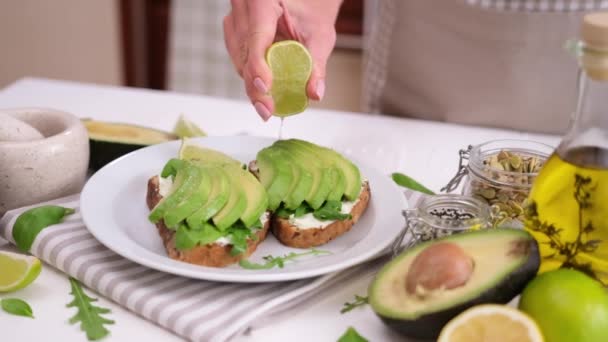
[223,0,342,121]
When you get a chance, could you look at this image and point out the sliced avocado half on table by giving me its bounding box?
[84,119,177,171]
[368,228,540,340]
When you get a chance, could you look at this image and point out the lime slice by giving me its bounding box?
[173,115,206,138]
[0,251,42,292]
[265,40,313,117]
[438,304,544,342]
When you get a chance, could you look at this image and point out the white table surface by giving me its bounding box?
[0,78,560,341]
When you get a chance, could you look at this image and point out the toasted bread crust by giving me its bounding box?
[272,182,371,248]
[147,176,269,267]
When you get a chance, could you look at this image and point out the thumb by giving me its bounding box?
[305,30,336,101]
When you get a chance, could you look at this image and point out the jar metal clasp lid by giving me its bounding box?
[441,145,473,193]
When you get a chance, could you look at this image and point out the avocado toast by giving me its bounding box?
[146,144,269,267]
[251,139,371,248]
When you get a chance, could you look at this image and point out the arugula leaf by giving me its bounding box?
[239,249,331,270]
[391,172,435,195]
[13,205,75,252]
[1,298,34,318]
[313,200,351,221]
[228,224,254,256]
[250,219,263,229]
[340,295,369,314]
[294,202,313,217]
[338,327,368,342]
[174,223,222,251]
[274,205,294,219]
[66,277,114,341]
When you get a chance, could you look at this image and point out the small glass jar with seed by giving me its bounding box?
[442,139,553,227]
[402,194,492,246]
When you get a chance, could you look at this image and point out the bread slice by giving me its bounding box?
[271,181,371,248]
[146,175,269,267]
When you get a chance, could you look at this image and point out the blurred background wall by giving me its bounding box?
[0,0,366,112]
[0,0,122,87]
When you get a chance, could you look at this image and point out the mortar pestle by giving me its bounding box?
[0,108,89,215]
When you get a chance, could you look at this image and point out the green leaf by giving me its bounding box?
[1,298,34,318]
[274,205,294,219]
[391,172,435,195]
[340,295,369,314]
[66,277,114,341]
[228,224,253,256]
[294,202,313,217]
[338,327,368,342]
[174,223,223,251]
[313,200,351,221]
[13,205,75,252]
[239,249,331,270]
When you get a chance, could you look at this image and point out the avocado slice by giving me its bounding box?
[271,146,313,209]
[163,164,212,229]
[149,162,200,223]
[274,140,334,209]
[180,140,241,167]
[186,168,230,230]
[212,165,247,230]
[368,228,540,340]
[291,139,361,201]
[256,147,295,211]
[224,163,269,227]
[284,140,350,201]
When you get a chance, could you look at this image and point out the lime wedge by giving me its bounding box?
[0,251,42,292]
[265,40,313,117]
[173,115,206,138]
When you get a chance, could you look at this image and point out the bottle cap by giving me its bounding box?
[582,12,608,49]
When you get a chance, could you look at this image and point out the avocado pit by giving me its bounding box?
[405,242,474,295]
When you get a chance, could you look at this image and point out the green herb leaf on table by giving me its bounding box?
[12,205,75,252]
[338,327,369,342]
[340,294,369,314]
[1,298,34,318]
[66,277,114,341]
[239,249,332,270]
[313,200,351,221]
[391,172,435,195]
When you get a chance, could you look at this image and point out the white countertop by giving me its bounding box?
[0,78,560,342]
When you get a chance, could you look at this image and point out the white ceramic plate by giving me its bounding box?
[81,136,406,282]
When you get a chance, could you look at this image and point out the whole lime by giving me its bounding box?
[518,268,608,342]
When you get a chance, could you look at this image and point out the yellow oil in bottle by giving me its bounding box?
[525,147,608,284]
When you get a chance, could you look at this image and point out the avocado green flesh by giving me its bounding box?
[272,147,312,210]
[368,228,540,340]
[274,140,332,209]
[256,148,294,211]
[182,144,241,167]
[84,119,176,171]
[163,166,212,228]
[212,166,247,230]
[149,166,195,223]
[286,140,347,201]
[294,140,361,200]
[186,168,230,230]
[225,164,269,227]
[370,229,536,318]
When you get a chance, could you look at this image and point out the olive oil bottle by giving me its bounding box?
[525,13,608,285]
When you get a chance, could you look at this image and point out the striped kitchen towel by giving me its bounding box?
[0,190,425,342]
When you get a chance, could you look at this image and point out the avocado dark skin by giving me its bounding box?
[373,235,540,340]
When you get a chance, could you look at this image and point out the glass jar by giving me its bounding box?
[443,139,553,227]
[402,194,492,247]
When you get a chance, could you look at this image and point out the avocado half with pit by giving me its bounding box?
[369,228,540,339]
[83,119,177,170]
